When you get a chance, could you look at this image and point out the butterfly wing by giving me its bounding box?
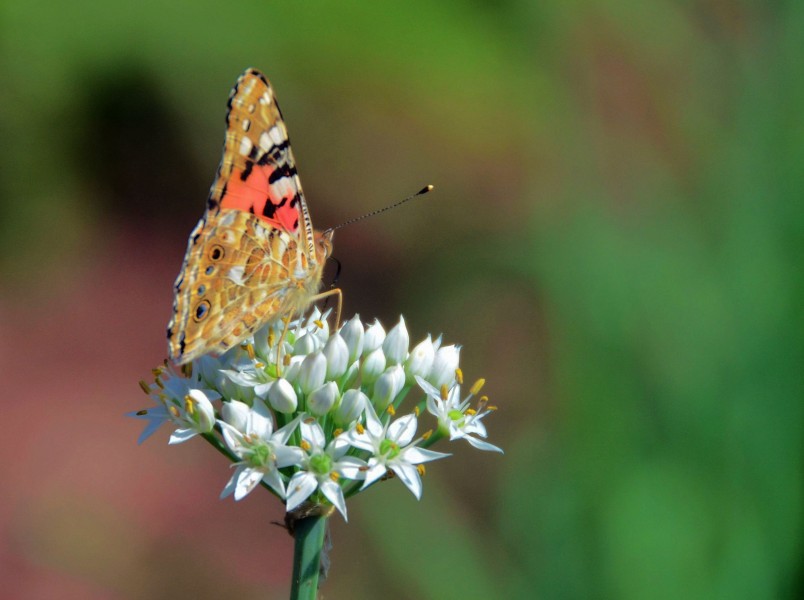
[167,69,325,365]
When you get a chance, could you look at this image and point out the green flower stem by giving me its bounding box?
[289,513,329,600]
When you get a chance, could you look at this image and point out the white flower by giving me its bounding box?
[308,381,339,416]
[405,334,435,382]
[361,348,386,384]
[129,367,219,444]
[322,333,349,379]
[415,376,502,453]
[372,365,406,412]
[428,344,461,388]
[285,419,367,520]
[298,351,327,395]
[268,378,298,413]
[363,319,386,355]
[218,401,304,500]
[339,314,364,363]
[333,389,368,426]
[348,403,449,499]
[382,316,409,364]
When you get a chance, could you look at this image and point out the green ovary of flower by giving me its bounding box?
[309,453,333,476]
[448,409,465,425]
[379,439,401,459]
[247,443,271,467]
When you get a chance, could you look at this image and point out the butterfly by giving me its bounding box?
[167,68,336,365]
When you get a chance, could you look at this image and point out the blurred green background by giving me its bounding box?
[1,0,801,598]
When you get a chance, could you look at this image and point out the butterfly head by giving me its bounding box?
[315,229,334,265]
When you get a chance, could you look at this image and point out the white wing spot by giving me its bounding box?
[248,104,256,114]
[268,125,285,146]
[228,266,246,286]
[242,118,251,132]
[259,132,273,153]
[239,136,253,157]
[259,92,272,105]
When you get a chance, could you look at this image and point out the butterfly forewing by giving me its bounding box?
[167,69,328,365]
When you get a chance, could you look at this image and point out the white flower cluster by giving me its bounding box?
[130,310,501,520]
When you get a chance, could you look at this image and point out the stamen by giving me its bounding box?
[245,343,256,360]
[333,428,344,437]
[422,429,433,440]
[465,408,477,416]
[181,364,192,377]
[255,362,265,369]
[283,353,291,366]
[184,395,195,415]
[386,405,396,416]
[138,380,151,394]
[355,423,365,434]
[455,368,463,384]
[314,319,324,329]
[136,409,148,416]
[155,378,165,389]
[414,406,420,417]
[268,331,276,348]
[440,384,449,401]
[168,405,180,418]
[470,378,485,395]
[329,472,340,482]
[300,440,311,451]
[417,464,426,476]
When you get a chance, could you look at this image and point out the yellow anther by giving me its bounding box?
[314,319,324,329]
[329,472,340,482]
[386,405,396,416]
[255,362,265,369]
[151,367,163,378]
[480,395,489,404]
[422,429,433,440]
[414,406,420,417]
[136,409,148,416]
[300,440,311,451]
[440,384,449,401]
[487,405,498,411]
[181,364,192,377]
[138,380,151,394]
[356,423,365,435]
[168,405,180,418]
[268,331,276,348]
[155,378,165,389]
[455,368,463,385]
[283,353,291,366]
[465,408,477,416]
[245,343,256,360]
[333,428,343,437]
[184,395,195,415]
[417,464,426,476]
[470,378,485,395]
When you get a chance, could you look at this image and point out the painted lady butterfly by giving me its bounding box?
[167,68,335,365]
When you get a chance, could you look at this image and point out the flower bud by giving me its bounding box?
[339,314,364,363]
[298,351,327,395]
[361,348,386,385]
[341,361,360,390]
[363,319,386,355]
[221,399,250,432]
[372,365,405,411]
[268,378,298,413]
[334,389,368,426]
[293,331,320,355]
[307,381,339,416]
[429,344,461,388]
[322,333,349,379]
[405,334,435,382]
[383,316,409,364]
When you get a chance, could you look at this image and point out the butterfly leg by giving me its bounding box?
[311,287,343,331]
[274,316,293,377]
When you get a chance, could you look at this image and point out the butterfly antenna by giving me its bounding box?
[328,185,434,232]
